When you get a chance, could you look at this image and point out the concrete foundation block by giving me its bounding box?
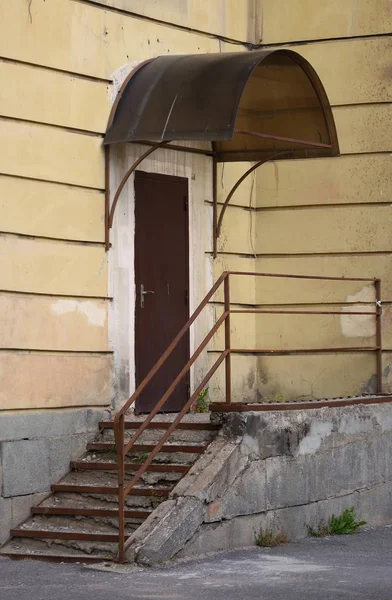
[203,444,248,503]
[355,481,392,526]
[266,455,311,509]
[0,407,104,443]
[2,434,93,497]
[0,497,12,545]
[330,441,370,493]
[2,439,52,496]
[172,437,230,498]
[126,499,177,557]
[135,497,204,566]
[11,492,48,529]
[211,460,268,521]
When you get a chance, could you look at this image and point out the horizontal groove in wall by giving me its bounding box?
[209,301,391,308]
[256,202,392,212]
[207,250,257,257]
[0,404,111,414]
[205,200,247,210]
[0,55,112,84]
[207,349,392,354]
[0,172,105,193]
[336,151,392,157]
[0,114,105,139]
[0,349,113,356]
[207,201,392,213]
[209,301,258,309]
[255,251,392,258]
[72,0,256,48]
[0,231,105,248]
[256,303,392,308]
[260,32,392,49]
[208,250,392,258]
[0,289,112,301]
[333,101,392,109]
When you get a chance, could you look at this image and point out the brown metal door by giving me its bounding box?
[135,171,189,413]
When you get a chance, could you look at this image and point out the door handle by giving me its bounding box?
[140,284,154,308]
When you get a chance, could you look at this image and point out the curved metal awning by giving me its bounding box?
[104,50,340,252]
[105,49,339,161]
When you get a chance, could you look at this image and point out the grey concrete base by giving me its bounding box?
[0,406,108,544]
[125,403,392,565]
[178,481,392,559]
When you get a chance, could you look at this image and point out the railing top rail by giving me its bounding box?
[230,309,377,315]
[227,271,378,282]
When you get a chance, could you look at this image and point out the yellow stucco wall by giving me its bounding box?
[260,0,392,43]
[0,0,256,411]
[1,0,390,409]
[252,1,392,400]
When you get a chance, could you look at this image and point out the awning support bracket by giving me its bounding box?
[105,141,169,250]
[212,150,293,259]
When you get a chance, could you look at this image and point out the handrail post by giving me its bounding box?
[224,274,231,405]
[375,279,383,394]
[117,414,126,562]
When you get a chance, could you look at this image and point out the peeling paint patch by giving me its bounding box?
[375,411,392,433]
[51,300,106,327]
[297,420,332,455]
[109,61,140,104]
[338,415,373,435]
[242,434,260,455]
[340,285,376,338]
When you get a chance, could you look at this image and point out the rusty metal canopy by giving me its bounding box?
[104,49,339,161]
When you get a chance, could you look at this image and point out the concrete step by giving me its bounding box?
[71,460,190,474]
[0,537,114,563]
[11,514,135,541]
[87,441,209,454]
[5,514,136,560]
[38,491,154,512]
[81,448,202,465]
[99,420,218,430]
[55,469,179,489]
[99,421,218,444]
[51,483,172,497]
[106,413,213,425]
[32,506,152,519]
[70,462,184,486]
[1,535,119,560]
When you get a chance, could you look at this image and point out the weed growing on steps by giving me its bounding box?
[255,529,288,547]
[308,507,367,537]
[192,387,210,413]
[133,452,149,464]
[150,496,161,510]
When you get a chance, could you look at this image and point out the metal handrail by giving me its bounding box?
[113,270,382,562]
[113,271,230,561]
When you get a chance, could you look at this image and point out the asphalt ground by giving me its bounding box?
[1,525,391,600]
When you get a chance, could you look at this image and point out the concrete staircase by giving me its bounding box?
[0,414,219,563]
